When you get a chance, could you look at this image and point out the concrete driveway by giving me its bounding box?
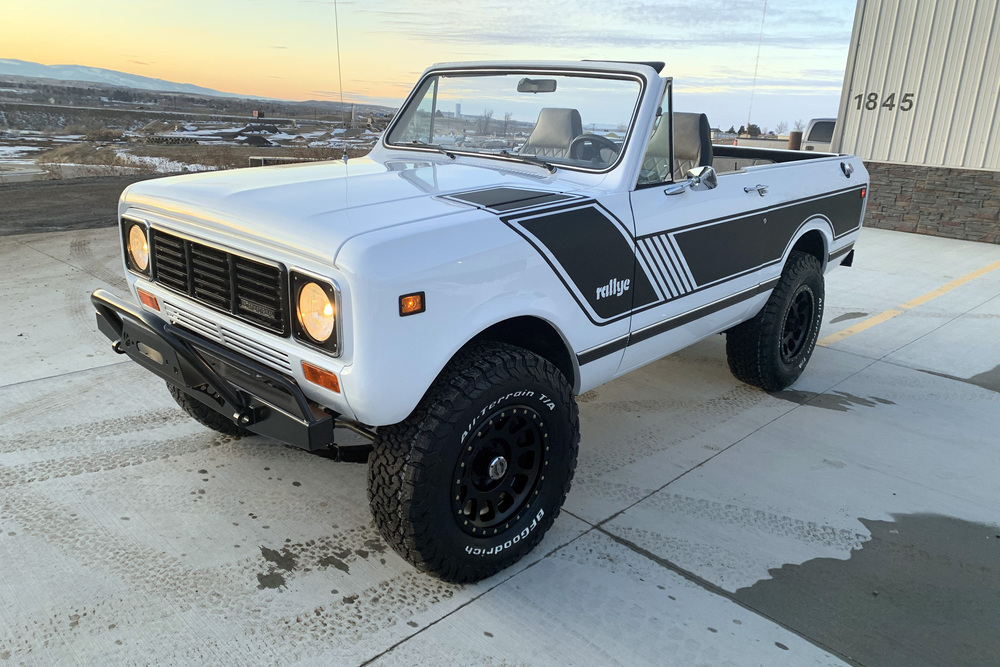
[1,226,998,666]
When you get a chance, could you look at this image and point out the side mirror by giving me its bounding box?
[686,165,718,191]
[664,165,718,195]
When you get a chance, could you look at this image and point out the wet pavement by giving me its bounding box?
[1,225,999,665]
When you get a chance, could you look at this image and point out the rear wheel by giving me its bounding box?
[367,342,578,583]
[726,251,824,391]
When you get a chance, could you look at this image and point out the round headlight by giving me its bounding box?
[297,282,335,343]
[127,224,149,272]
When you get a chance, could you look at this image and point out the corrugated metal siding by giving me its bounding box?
[833,0,1000,170]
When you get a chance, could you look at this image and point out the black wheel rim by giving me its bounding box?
[452,406,545,537]
[780,287,815,363]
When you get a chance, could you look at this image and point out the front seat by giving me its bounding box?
[519,108,583,159]
[672,112,713,181]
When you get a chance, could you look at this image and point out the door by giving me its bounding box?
[620,168,772,374]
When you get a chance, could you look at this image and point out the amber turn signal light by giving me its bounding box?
[302,361,341,393]
[399,292,425,316]
[137,288,160,311]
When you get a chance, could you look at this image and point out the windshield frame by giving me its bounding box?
[382,64,649,175]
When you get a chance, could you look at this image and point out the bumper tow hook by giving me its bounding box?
[235,409,256,427]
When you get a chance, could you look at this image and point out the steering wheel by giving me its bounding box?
[568,133,620,162]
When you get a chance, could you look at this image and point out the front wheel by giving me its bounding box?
[167,382,247,437]
[367,342,579,583]
[726,250,825,391]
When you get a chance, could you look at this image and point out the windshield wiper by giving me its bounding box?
[492,150,556,173]
[395,141,456,160]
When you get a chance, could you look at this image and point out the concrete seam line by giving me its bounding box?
[0,359,132,391]
[818,259,1000,347]
[357,526,597,666]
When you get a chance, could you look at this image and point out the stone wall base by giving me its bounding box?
[863,162,1000,245]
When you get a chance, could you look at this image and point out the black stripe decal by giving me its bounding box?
[442,187,587,215]
[664,185,866,236]
[577,278,781,365]
[475,185,862,360]
[659,235,693,293]
[646,238,679,296]
[637,242,670,298]
[629,286,757,346]
[669,188,865,288]
[503,201,659,325]
[668,234,697,287]
[829,242,855,262]
[578,336,630,366]
[645,237,673,293]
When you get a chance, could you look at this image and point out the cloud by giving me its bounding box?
[270,46,288,49]
[354,0,855,51]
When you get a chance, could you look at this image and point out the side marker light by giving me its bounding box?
[399,292,426,316]
[302,361,341,393]
[860,187,867,199]
[137,288,160,311]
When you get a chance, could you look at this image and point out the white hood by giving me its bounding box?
[122,157,567,262]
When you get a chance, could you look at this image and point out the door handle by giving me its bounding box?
[744,184,768,196]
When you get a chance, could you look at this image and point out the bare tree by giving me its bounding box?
[477,109,494,135]
[502,111,512,137]
[775,121,789,135]
[793,119,806,132]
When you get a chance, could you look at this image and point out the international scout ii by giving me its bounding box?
[92,60,868,582]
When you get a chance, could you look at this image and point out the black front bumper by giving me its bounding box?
[91,289,335,450]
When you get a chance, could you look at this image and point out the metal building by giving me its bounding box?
[833,0,1000,244]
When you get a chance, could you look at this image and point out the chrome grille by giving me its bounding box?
[151,229,287,334]
[164,301,293,373]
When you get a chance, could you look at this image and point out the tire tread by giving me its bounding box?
[726,251,824,391]
[367,342,578,583]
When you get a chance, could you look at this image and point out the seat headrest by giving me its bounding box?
[524,108,583,149]
[673,112,713,167]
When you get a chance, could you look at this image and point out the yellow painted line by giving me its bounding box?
[818,259,1000,347]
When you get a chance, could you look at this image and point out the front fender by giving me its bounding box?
[333,212,596,426]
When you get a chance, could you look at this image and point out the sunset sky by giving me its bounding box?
[4,0,858,130]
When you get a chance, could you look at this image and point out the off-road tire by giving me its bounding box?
[726,251,824,391]
[167,382,248,437]
[367,342,579,583]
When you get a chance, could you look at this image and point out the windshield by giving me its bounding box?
[386,71,644,171]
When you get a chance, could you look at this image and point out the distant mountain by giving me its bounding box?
[0,58,259,99]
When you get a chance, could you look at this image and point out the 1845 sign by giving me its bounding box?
[853,92,915,112]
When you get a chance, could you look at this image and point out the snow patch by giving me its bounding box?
[115,150,214,173]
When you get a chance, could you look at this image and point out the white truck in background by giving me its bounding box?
[802,118,837,152]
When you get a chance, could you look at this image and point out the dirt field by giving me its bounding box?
[0,175,163,236]
[0,146,369,236]
[35,143,366,172]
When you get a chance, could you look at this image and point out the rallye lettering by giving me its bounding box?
[596,278,631,301]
